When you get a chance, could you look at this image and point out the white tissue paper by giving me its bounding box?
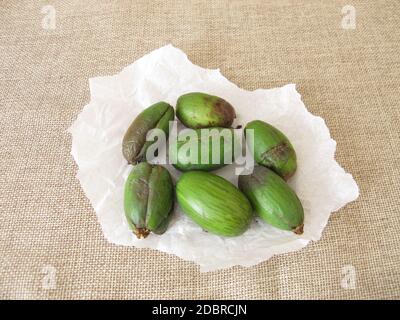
[69,44,359,272]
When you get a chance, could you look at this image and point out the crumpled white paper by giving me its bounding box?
[69,44,359,272]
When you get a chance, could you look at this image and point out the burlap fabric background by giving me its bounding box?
[1,0,399,300]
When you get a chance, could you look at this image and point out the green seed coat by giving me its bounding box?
[176,171,253,237]
[124,163,174,239]
[245,120,297,180]
[176,92,236,129]
[238,166,304,234]
[122,102,174,164]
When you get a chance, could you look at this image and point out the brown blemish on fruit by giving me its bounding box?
[260,143,297,180]
[136,178,149,200]
[261,142,291,166]
[267,143,290,160]
[282,172,294,181]
[213,99,236,127]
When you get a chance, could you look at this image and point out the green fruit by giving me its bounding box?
[245,120,297,180]
[176,92,236,129]
[122,102,174,164]
[238,166,304,234]
[124,162,174,239]
[176,171,253,237]
[169,127,238,171]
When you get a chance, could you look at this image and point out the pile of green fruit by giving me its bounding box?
[122,92,304,239]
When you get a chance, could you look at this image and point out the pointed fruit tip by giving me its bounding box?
[293,223,304,235]
[134,228,150,239]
